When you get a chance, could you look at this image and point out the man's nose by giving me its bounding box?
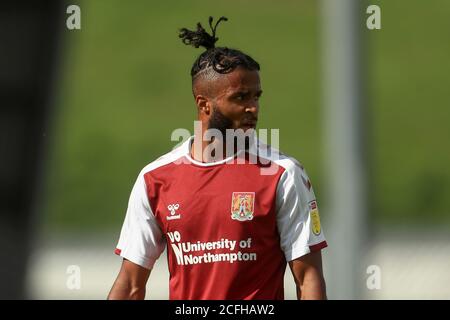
[245,102,259,114]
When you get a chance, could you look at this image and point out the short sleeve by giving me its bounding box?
[114,171,166,269]
[276,163,327,261]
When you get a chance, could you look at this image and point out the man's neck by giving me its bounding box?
[190,125,255,163]
[191,134,230,163]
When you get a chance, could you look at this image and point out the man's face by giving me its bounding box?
[207,67,262,133]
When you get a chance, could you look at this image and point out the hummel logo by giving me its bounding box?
[167,204,181,220]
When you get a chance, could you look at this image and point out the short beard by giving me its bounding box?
[207,106,254,154]
[208,105,233,137]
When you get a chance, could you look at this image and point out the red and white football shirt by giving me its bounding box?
[115,137,327,300]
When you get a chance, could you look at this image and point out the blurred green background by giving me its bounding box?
[43,0,450,232]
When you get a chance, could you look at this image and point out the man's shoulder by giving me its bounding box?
[138,140,189,177]
[256,142,316,197]
[254,140,305,174]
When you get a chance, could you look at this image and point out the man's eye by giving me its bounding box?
[235,93,249,101]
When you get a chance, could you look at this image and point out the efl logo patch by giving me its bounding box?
[231,192,255,221]
[309,200,321,235]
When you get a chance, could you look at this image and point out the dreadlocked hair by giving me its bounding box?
[178,16,260,80]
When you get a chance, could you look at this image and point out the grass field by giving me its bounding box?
[43,0,450,231]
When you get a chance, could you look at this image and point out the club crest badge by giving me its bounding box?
[231,192,255,221]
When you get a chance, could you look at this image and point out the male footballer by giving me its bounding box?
[108,16,327,300]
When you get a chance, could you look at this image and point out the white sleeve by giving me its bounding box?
[276,163,327,261]
[114,171,166,269]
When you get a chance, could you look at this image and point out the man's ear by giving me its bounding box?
[195,95,211,115]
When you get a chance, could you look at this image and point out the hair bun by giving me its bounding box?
[179,16,228,50]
